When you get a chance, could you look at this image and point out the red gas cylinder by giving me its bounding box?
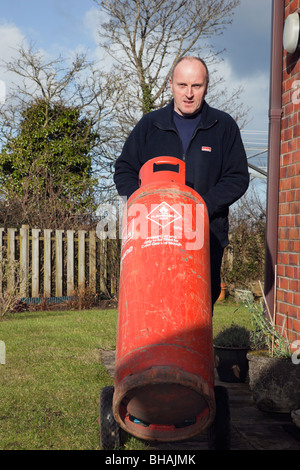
[113,156,215,442]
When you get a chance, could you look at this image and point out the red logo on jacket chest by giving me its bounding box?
[201,146,211,152]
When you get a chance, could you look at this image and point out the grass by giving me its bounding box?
[0,309,118,450]
[0,302,250,450]
[212,301,251,335]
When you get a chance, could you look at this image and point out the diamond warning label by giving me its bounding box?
[146,202,182,228]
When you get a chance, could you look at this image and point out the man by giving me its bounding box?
[114,56,249,306]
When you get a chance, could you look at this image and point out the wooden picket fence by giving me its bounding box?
[0,225,120,301]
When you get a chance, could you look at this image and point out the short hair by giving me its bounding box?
[171,56,209,86]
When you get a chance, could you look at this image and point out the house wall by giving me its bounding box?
[277,0,300,342]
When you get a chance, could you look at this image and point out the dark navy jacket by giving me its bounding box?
[114,100,249,248]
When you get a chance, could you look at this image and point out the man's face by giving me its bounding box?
[169,59,208,116]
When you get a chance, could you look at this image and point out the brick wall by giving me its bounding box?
[277,0,300,342]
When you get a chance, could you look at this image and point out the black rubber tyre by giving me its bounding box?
[208,385,231,450]
[100,386,121,450]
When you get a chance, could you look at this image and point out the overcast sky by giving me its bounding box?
[0,0,272,179]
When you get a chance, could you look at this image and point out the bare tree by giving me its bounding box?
[94,0,248,132]
[0,166,96,230]
[221,184,266,288]
[0,45,123,206]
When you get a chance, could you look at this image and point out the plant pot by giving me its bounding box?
[234,289,254,303]
[217,283,226,302]
[291,409,300,429]
[247,351,300,413]
[213,345,249,383]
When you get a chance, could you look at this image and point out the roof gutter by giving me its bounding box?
[264,0,284,317]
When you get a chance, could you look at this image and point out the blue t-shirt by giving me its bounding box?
[173,110,202,153]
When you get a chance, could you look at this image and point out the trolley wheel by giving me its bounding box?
[208,385,231,450]
[100,386,121,450]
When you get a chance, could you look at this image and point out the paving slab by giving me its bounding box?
[100,350,300,450]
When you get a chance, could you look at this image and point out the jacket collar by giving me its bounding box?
[155,99,218,130]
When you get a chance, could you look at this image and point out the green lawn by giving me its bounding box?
[212,301,251,335]
[0,303,250,450]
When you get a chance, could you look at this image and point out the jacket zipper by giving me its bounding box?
[154,119,218,162]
